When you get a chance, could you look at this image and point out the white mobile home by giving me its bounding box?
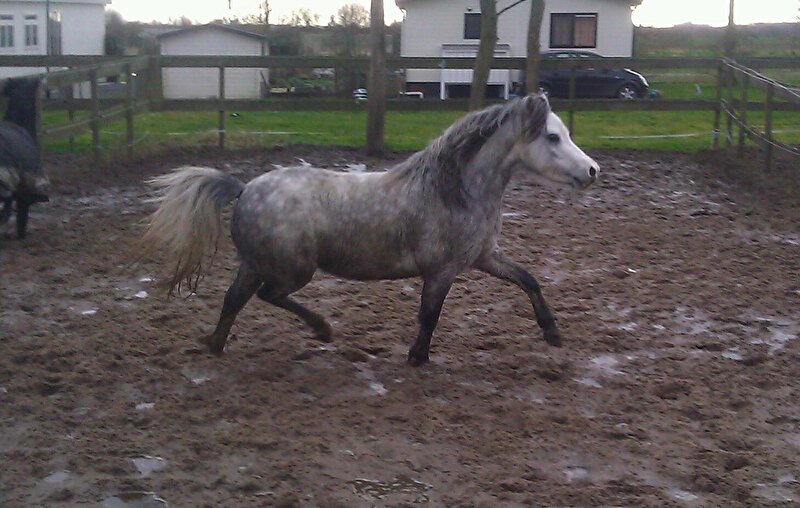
[396,0,642,99]
[0,0,109,78]
[158,24,269,100]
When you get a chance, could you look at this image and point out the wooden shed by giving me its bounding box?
[158,24,268,100]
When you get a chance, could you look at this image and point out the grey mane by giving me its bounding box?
[390,95,550,207]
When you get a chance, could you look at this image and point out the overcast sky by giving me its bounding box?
[108,0,798,27]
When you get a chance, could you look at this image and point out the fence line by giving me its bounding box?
[720,58,800,170]
[1,54,798,163]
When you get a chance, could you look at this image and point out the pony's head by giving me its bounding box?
[513,94,599,189]
[1,77,40,141]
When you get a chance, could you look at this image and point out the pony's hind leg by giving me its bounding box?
[201,263,261,354]
[475,251,561,347]
[0,198,12,225]
[259,291,333,341]
[407,271,457,366]
[15,200,29,239]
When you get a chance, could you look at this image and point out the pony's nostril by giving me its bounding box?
[589,166,598,178]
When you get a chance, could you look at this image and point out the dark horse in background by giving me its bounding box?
[0,77,49,239]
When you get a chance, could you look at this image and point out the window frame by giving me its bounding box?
[24,14,38,48]
[0,14,14,49]
[463,12,481,40]
[549,13,598,49]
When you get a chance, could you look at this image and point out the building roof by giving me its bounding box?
[396,0,643,7]
[157,23,268,41]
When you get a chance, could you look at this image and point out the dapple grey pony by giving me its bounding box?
[140,94,598,365]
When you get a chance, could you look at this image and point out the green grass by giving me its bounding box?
[42,65,800,157]
[42,107,800,156]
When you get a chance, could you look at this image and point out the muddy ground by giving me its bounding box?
[1,145,799,507]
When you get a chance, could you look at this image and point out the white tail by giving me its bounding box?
[139,166,244,295]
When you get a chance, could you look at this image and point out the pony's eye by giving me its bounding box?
[546,133,561,144]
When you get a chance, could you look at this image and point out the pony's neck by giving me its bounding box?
[461,124,519,211]
[4,106,36,141]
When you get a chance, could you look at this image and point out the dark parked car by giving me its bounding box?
[534,50,649,100]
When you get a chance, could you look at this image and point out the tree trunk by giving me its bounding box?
[524,0,545,95]
[366,0,386,156]
[469,0,497,110]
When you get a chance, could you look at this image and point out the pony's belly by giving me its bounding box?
[318,250,420,281]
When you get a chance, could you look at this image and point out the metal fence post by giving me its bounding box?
[218,66,226,150]
[125,62,135,161]
[764,82,774,171]
[568,65,576,135]
[736,73,749,154]
[34,78,44,149]
[89,67,100,165]
[711,61,724,149]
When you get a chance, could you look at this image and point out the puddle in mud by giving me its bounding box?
[132,456,168,477]
[563,466,589,483]
[180,368,213,386]
[43,470,70,484]
[752,484,795,503]
[589,354,624,376]
[668,488,700,503]
[575,377,602,388]
[102,491,168,508]
[758,327,798,354]
[356,365,387,396]
[349,476,432,502]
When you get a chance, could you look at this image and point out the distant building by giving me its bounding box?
[396,0,643,99]
[0,0,109,78]
[157,24,269,100]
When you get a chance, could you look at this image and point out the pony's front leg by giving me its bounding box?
[475,251,561,347]
[408,271,457,366]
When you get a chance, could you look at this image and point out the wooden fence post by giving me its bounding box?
[568,65,576,135]
[89,67,100,165]
[67,68,76,152]
[725,63,734,148]
[736,73,749,154]
[712,61,724,149]
[125,62,135,161]
[764,82,774,171]
[218,66,226,150]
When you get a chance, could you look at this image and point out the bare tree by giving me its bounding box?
[524,0,545,94]
[331,3,370,95]
[469,0,497,110]
[366,0,385,156]
[724,0,736,58]
[334,4,370,27]
[281,8,320,26]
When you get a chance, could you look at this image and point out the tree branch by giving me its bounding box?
[498,0,527,17]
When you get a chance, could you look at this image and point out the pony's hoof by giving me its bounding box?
[543,327,562,347]
[313,324,333,343]
[407,349,429,366]
[198,335,225,356]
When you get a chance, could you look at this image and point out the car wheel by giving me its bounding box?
[617,83,640,100]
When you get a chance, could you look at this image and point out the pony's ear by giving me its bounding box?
[523,92,549,111]
[521,93,550,139]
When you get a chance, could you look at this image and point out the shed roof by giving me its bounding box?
[157,23,268,41]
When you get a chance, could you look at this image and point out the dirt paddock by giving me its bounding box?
[1,146,799,507]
